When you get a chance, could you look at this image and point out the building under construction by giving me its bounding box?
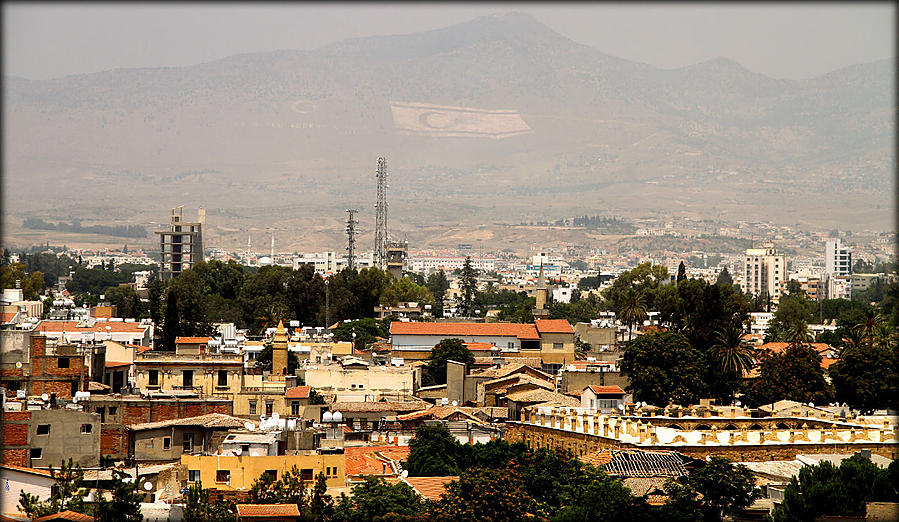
[156,206,205,280]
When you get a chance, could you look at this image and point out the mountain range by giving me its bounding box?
[3,12,893,250]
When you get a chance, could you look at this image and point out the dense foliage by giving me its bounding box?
[773,455,899,521]
[420,338,476,387]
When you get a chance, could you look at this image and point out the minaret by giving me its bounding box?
[533,263,550,319]
[271,320,289,380]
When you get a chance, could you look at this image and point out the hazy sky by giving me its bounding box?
[3,3,895,81]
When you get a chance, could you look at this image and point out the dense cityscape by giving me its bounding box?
[2,4,897,522]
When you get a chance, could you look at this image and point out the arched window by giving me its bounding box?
[694,424,711,431]
[724,424,737,431]
[776,422,790,430]
[668,424,683,431]
[749,424,764,431]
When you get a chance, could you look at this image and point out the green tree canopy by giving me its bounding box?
[404,423,463,476]
[431,467,534,521]
[334,476,423,521]
[744,344,834,407]
[829,342,898,413]
[94,469,144,522]
[422,338,475,387]
[773,456,899,521]
[331,317,388,351]
[18,459,87,519]
[380,277,434,306]
[620,331,709,406]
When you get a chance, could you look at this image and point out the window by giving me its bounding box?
[291,401,300,416]
[96,407,106,423]
[183,433,194,453]
[350,384,355,389]
[553,342,563,350]
[241,444,250,454]
[182,370,193,388]
[80,424,93,434]
[598,399,618,410]
[216,470,230,483]
[30,448,42,459]
[301,469,314,481]
[163,437,171,450]
[188,470,200,483]
[108,407,117,416]
[217,370,228,387]
[265,400,273,416]
[57,357,70,369]
[263,470,277,481]
[36,424,50,435]
[249,400,257,415]
[148,370,159,386]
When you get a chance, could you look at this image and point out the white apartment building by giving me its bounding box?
[292,252,374,275]
[742,245,785,300]
[825,239,852,277]
[408,255,496,273]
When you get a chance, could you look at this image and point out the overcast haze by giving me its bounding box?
[4,3,895,81]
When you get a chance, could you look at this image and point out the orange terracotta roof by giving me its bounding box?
[586,385,625,395]
[33,511,94,522]
[821,357,838,370]
[1,312,19,324]
[285,386,310,399]
[105,360,132,368]
[35,320,148,334]
[757,342,833,354]
[390,321,540,340]
[464,342,497,351]
[175,337,212,344]
[344,446,411,477]
[236,504,300,517]
[403,476,457,501]
[1,465,55,478]
[136,346,153,353]
[535,319,574,334]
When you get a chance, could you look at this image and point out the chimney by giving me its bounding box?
[271,321,289,381]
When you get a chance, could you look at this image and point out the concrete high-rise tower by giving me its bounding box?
[157,206,204,281]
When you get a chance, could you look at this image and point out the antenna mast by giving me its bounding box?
[374,157,389,269]
[346,209,359,270]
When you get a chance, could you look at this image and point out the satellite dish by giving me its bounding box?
[123,477,135,484]
[808,403,814,408]
[15,362,22,369]
[244,422,255,431]
[332,411,342,422]
[234,447,242,456]
[143,481,153,491]
[451,400,458,407]
[322,411,334,423]
[401,470,408,478]
[41,394,50,401]
[271,412,280,420]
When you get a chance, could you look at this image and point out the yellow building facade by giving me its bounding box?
[181,453,346,490]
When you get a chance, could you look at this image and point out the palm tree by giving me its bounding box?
[618,288,648,341]
[786,321,813,348]
[839,327,867,356]
[713,322,756,377]
[872,323,897,351]
[853,309,885,344]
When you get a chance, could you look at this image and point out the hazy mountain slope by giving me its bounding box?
[3,12,893,237]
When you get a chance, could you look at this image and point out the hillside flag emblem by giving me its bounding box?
[391,101,532,139]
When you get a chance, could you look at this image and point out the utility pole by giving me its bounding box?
[374,157,388,269]
[324,279,330,334]
[345,209,359,271]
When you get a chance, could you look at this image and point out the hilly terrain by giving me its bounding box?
[3,12,894,252]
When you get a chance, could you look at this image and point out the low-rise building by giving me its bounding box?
[181,453,346,491]
[130,413,250,463]
[304,358,420,402]
[580,385,627,414]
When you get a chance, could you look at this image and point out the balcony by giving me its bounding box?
[136,352,242,363]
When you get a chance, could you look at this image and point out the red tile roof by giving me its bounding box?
[33,511,94,522]
[403,476,457,501]
[175,337,212,344]
[344,446,411,477]
[236,504,300,517]
[285,386,310,399]
[136,346,153,353]
[35,320,148,334]
[1,312,19,324]
[535,319,574,334]
[758,342,833,354]
[105,360,132,368]
[463,342,497,351]
[1,465,55,478]
[586,385,626,395]
[390,322,540,340]
[821,357,838,370]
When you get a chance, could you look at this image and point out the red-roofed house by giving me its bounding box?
[389,320,575,368]
[175,337,213,355]
[285,386,311,415]
[581,385,627,413]
[402,476,457,501]
[1,465,57,516]
[34,320,151,346]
